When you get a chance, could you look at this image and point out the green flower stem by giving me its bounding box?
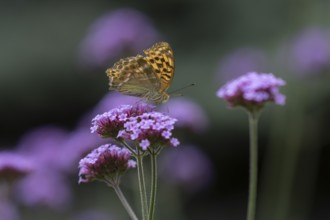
[118,140,137,157]
[113,184,139,220]
[247,110,259,220]
[148,150,158,220]
[136,149,148,220]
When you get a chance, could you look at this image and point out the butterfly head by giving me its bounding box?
[147,91,170,104]
[159,93,170,103]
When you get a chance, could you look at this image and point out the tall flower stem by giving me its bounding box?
[136,149,148,220]
[247,110,259,220]
[112,184,139,220]
[148,149,158,220]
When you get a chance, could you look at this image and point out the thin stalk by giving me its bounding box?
[118,140,137,157]
[136,149,148,220]
[113,184,139,220]
[148,150,158,220]
[247,110,259,220]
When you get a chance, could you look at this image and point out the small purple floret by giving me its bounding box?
[161,130,172,139]
[139,139,150,150]
[170,138,180,147]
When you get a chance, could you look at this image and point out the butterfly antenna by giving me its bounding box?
[169,83,196,96]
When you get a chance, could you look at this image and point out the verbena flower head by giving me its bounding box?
[290,27,330,75]
[91,104,153,138]
[15,170,72,211]
[17,126,68,171]
[217,47,267,82]
[14,126,73,210]
[78,144,136,185]
[79,8,159,69]
[118,111,180,150]
[159,145,213,193]
[217,72,286,111]
[0,151,34,182]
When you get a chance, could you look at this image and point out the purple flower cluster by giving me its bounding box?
[217,72,286,110]
[16,170,72,210]
[217,47,267,82]
[91,104,153,138]
[14,126,73,210]
[91,104,180,150]
[0,151,34,182]
[118,112,180,150]
[290,27,330,75]
[78,144,136,184]
[79,8,159,69]
[159,145,214,193]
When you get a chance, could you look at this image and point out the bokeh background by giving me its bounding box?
[1,0,330,219]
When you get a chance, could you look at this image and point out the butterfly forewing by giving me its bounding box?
[143,42,175,92]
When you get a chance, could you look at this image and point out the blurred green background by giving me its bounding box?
[1,0,330,219]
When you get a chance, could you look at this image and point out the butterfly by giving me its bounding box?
[106,42,175,104]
